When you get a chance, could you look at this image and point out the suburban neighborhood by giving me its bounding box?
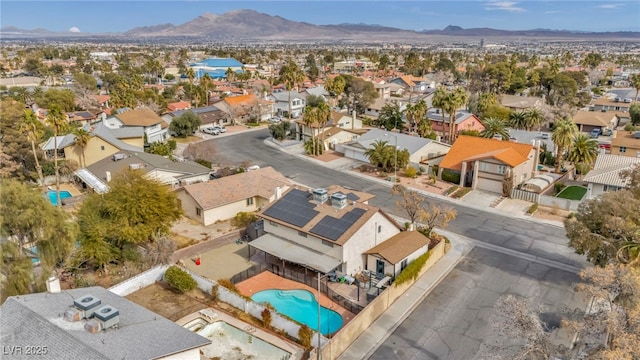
[1,4,640,360]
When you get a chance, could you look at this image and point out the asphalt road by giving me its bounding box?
[369,246,586,360]
[193,128,588,271]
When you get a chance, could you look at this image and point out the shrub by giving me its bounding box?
[164,266,197,293]
[217,278,239,293]
[526,203,538,215]
[232,212,257,228]
[404,166,417,178]
[451,187,471,199]
[441,169,461,185]
[394,251,431,287]
[298,324,313,349]
[624,123,637,132]
[554,182,566,195]
[261,308,272,329]
[211,284,219,302]
[195,158,212,169]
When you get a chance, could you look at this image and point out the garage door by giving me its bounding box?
[476,178,503,193]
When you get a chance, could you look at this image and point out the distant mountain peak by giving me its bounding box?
[443,25,464,32]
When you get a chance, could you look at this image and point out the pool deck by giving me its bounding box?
[236,271,356,327]
[175,308,304,360]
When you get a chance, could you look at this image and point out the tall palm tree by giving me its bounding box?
[364,140,390,169]
[225,67,235,83]
[431,87,449,140]
[568,134,598,166]
[302,104,318,155]
[630,73,640,103]
[446,88,468,142]
[480,117,510,140]
[509,111,527,130]
[551,117,579,173]
[199,73,214,106]
[45,105,68,206]
[73,127,91,168]
[281,60,304,121]
[19,110,45,191]
[315,102,331,155]
[186,67,195,90]
[523,108,545,131]
[404,99,428,133]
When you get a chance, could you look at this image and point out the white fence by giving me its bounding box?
[108,265,169,296]
[510,188,581,211]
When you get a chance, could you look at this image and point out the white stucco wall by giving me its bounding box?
[157,348,201,360]
[203,197,259,226]
[365,242,429,277]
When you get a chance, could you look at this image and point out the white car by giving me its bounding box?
[202,127,220,135]
[212,125,226,133]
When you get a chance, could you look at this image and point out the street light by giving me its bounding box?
[385,133,398,182]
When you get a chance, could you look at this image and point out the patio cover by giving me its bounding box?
[249,233,342,273]
[74,168,109,194]
[521,174,554,193]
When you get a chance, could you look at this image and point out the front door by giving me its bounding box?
[376,259,385,278]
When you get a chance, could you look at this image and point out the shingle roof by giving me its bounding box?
[0,287,210,360]
[500,94,543,109]
[182,167,290,210]
[114,108,163,127]
[41,135,76,151]
[611,131,640,149]
[440,135,534,171]
[269,91,303,102]
[583,154,640,187]
[92,123,143,152]
[364,230,431,264]
[224,94,257,106]
[573,110,616,127]
[347,128,433,155]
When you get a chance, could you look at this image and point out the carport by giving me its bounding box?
[521,174,554,193]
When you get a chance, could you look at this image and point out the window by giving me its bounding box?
[401,259,408,271]
[604,185,622,192]
[620,147,627,153]
[100,145,105,151]
[497,165,507,175]
[246,197,254,206]
[479,162,489,172]
[298,231,307,238]
[377,225,382,233]
[196,208,201,216]
[322,240,334,248]
[269,221,278,227]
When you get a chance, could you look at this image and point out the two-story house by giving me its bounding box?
[175,167,291,226]
[251,186,404,276]
[213,94,272,123]
[611,130,640,157]
[426,109,485,139]
[267,90,306,118]
[103,108,169,143]
[438,135,537,193]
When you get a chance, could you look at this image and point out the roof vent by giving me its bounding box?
[129,163,145,170]
[634,131,640,139]
[85,305,120,333]
[112,153,126,161]
[615,97,621,102]
[65,294,102,322]
[312,188,328,204]
[331,193,347,209]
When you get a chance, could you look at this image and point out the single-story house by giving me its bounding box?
[164,106,230,128]
[438,135,537,193]
[500,94,544,111]
[175,166,291,226]
[338,128,451,170]
[610,130,640,158]
[583,153,640,199]
[572,110,619,134]
[364,230,432,278]
[0,285,210,360]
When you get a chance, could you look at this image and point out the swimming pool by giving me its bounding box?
[45,190,72,206]
[185,318,292,360]
[252,289,343,335]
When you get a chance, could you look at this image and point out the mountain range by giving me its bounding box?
[2,9,639,41]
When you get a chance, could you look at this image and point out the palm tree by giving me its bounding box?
[225,67,235,83]
[199,73,214,106]
[480,117,510,140]
[45,105,68,206]
[509,111,527,130]
[431,87,449,140]
[432,87,468,143]
[630,73,640,103]
[302,105,318,155]
[186,67,195,90]
[364,140,390,170]
[404,99,428,133]
[73,127,91,168]
[19,110,45,191]
[315,102,331,155]
[523,108,545,131]
[568,134,598,167]
[551,117,579,173]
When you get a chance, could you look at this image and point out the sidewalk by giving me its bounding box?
[337,234,474,360]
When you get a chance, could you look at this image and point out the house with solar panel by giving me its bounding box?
[251,185,434,279]
[187,58,244,80]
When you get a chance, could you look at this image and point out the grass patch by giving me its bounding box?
[451,187,471,199]
[556,186,587,200]
[172,135,200,144]
[445,185,459,196]
[526,203,538,215]
[171,233,198,249]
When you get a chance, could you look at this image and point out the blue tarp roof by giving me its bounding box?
[192,58,243,68]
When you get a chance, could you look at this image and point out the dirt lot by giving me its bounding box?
[125,282,210,322]
[532,205,571,223]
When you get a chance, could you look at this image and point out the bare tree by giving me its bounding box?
[417,203,457,236]
[391,185,425,226]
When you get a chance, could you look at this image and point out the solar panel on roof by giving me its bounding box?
[346,193,360,201]
[262,189,318,228]
[310,207,367,241]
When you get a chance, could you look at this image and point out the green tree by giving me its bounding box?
[483,104,512,123]
[364,139,390,169]
[509,111,527,130]
[568,134,599,167]
[404,99,428,132]
[551,117,579,172]
[268,120,290,141]
[630,103,640,126]
[73,72,98,109]
[280,60,305,120]
[75,170,182,270]
[169,111,201,137]
[19,110,46,190]
[480,117,510,140]
[523,108,545,131]
[432,87,468,142]
[342,75,378,114]
[45,105,69,206]
[375,103,403,131]
[35,88,76,112]
[1,241,34,302]
[630,73,640,103]
[72,127,91,168]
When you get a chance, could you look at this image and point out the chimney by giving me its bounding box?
[46,276,61,294]
[65,294,102,322]
[274,186,283,200]
[331,192,347,209]
[352,110,356,130]
[105,171,111,182]
[312,188,328,204]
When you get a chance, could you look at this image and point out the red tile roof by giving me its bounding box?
[440,135,534,171]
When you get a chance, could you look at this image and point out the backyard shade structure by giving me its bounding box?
[520,174,554,193]
[249,233,342,273]
[74,168,110,194]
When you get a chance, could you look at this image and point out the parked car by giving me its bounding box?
[590,128,602,138]
[212,125,226,133]
[202,127,220,135]
[540,133,550,140]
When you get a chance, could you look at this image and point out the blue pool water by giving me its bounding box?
[27,246,40,264]
[252,289,343,335]
[46,190,72,206]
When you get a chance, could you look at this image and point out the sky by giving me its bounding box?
[1,1,639,33]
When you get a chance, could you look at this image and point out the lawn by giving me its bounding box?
[556,185,587,200]
[172,135,201,144]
